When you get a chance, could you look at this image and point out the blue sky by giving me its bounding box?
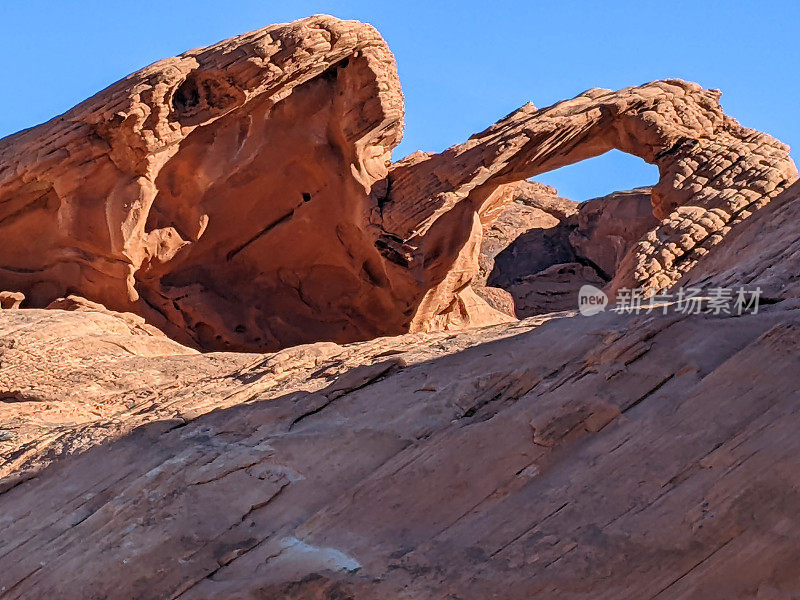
[1,1,798,200]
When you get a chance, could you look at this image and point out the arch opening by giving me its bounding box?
[533,150,659,204]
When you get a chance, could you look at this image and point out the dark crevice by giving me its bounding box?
[574,254,612,282]
[319,57,351,82]
[0,391,43,403]
[288,400,335,431]
[374,234,413,268]
[376,174,393,213]
[654,137,699,161]
[289,363,401,431]
[226,205,300,262]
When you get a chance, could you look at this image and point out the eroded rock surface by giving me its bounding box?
[477,181,577,288]
[677,179,800,299]
[504,261,606,317]
[0,292,24,310]
[570,187,658,279]
[1,15,795,351]
[473,181,576,315]
[1,25,800,591]
[0,16,412,352]
[2,283,800,598]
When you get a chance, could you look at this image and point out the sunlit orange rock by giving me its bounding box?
[0,16,795,351]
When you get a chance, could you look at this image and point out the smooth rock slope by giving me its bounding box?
[2,272,800,598]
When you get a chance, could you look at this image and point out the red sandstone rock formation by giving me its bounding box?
[472,181,577,315]
[476,181,577,287]
[569,187,657,278]
[0,16,413,351]
[2,15,800,600]
[3,176,800,598]
[0,291,24,309]
[1,16,794,350]
[383,81,796,301]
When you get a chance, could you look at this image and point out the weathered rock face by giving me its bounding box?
[6,190,800,600]
[569,187,657,279]
[504,262,606,317]
[3,265,800,598]
[1,15,800,596]
[0,15,795,351]
[0,16,414,352]
[0,291,24,309]
[678,178,800,299]
[473,181,577,315]
[477,181,578,288]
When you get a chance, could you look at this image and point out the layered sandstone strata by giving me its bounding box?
[0,16,412,351]
[383,82,796,302]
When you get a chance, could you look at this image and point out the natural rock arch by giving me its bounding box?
[0,16,795,350]
[380,80,797,323]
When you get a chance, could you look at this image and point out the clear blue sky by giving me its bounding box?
[2,1,798,200]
